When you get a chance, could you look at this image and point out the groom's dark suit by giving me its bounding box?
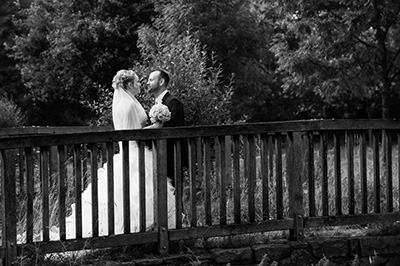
[161,92,187,183]
[162,92,184,128]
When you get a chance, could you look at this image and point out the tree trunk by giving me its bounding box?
[372,0,391,119]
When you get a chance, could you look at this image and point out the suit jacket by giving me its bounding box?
[145,92,184,147]
[161,92,188,178]
[161,92,184,128]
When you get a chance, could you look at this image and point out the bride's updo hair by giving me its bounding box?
[112,69,137,90]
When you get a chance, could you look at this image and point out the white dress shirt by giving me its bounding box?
[155,90,169,104]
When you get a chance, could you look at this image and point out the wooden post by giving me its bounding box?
[58,145,67,240]
[321,132,329,216]
[18,148,24,194]
[232,135,241,223]
[334,132,342,216]
[106,141,115,235]
[139,141,146,232]
[346,131,355,215]
[49,145,58,180]
[246,134,256,223]
[153,139,169,255]
[225,135,231,188]
[307,132,315,217]
[275,133,283,219]
[385,130,393,212]
[260,134,270,221]
[73,144,83,239]
[1,150,17,265]
[122,141,130,234]
[217,136,227,225]
[203,137,212,226]
[373,130,381,213]
[188,138,197,227]
[174,140,183,229]
[25,147,34,242]
[90,143,99,237]
[360,132,368,214]
[41,146,50,242]
[287,132,304,240]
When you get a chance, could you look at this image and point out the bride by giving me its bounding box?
[15,70,176,243]
[62,69,176,239]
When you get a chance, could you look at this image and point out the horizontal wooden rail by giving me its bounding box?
[0,126,113,137]
[18,231,158,255]
[2,119,400,137]
[305,212,400,228]
[169,219,294,241]
[1,119,400,149]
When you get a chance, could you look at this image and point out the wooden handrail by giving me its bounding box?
[0,126,113,137]
[2,119,400,136]
[2,119,400,149]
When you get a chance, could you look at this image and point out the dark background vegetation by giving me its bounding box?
[1,0,400,127]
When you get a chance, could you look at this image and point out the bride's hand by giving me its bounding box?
[143,122,163,129]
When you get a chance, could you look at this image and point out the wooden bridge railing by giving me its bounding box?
[1,119,400,265]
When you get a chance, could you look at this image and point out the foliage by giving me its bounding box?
[148,0,281,122]
[0,0,29,108]
[88,33,234,127]
[6,0,400,124]
[85,87,113,126]
[135,25,233,126]
[9,0,154,125]
[0,97,26,127]
[271,0,400,118]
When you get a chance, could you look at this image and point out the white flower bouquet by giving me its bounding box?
[149,103,171,124]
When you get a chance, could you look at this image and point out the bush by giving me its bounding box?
[90,30,234,127]
[136,28,234,126]
[0,97,26,127]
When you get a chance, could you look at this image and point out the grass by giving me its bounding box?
[366,220,400,236]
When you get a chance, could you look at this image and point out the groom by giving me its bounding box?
[147,69,187,184]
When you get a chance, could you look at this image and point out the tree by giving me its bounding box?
[0,0,30,107]
[82,1,234,127]
[10,0,154,125]
[271,0,400,118]
[148,0,282,122]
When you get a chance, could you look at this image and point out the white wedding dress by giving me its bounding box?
[20,86,177,242]
[61,87,177,239]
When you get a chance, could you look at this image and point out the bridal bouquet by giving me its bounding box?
[149,103,171,124]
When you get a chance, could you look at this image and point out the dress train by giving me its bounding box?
[63,142,177,239]
[16,142,176,242]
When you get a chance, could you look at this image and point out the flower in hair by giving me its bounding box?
[112,69,136,89]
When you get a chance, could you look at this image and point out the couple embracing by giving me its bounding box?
[145,69,186,182]
[62,69,185,239]
[113,69,185,180]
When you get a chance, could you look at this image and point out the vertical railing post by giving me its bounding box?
[153,139,169,255]
[188,138,197,227]
[1,150,17,265]
[217,136,227,225]
[373,130,381,213]
[307,132,315,217]
[275,133,283,219]
[385,130,393,212]
[321,131,329,216]
[18,148,24,194]
[287,132,304,240]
